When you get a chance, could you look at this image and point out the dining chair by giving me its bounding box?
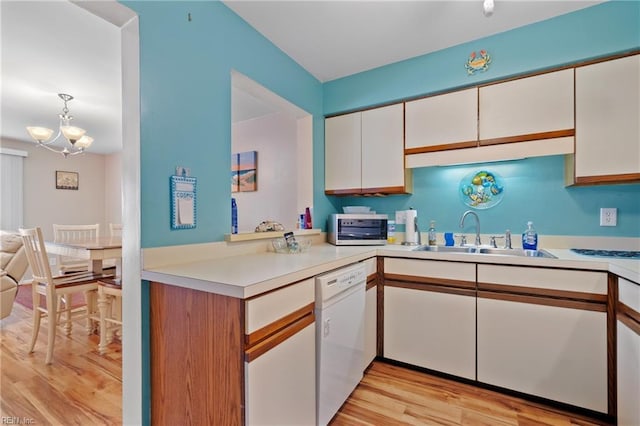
[52,223,100,274]
[109,223,122,237]
[19,227,110,364]
[97,277,122,354]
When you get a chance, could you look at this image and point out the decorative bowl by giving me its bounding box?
[271,237,312,254]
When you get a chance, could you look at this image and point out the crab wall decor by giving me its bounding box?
[465,50,491,75]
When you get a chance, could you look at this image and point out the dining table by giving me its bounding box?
[45,236,122,277]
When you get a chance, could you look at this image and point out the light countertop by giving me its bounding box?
[142,242,640,299]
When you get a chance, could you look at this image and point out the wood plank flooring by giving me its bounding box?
[331,362,610,426]
[2,299,610,426]
[0,299,122,425]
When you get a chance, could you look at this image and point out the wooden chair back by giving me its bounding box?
[19,227,55,285]
[109,223,123,237]
[53,223,100,242]
[52,224,100,273]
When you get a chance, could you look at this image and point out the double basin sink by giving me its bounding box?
[413,245,556,259]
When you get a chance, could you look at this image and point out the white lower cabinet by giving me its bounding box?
[383,258,476,379]
[477,298,607,412]
[363,257,377,369]
[477,265,608,413]
[617,277,640,426]
[245,324,316,426]
[244,279,316,425]
[365,285,377,368]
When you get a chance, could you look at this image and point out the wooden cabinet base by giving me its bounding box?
[150,282,244,425]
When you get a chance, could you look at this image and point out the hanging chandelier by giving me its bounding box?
[26,93,94,158]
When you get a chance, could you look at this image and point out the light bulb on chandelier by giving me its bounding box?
[26,93,94,158]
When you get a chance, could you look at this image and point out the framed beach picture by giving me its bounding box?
[55,170,79,190]
[231,151,257,192]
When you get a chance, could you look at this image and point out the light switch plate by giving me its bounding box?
[600,208,617,226]
[395,211,406,224]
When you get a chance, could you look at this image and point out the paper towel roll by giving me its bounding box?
[404,209,418,244]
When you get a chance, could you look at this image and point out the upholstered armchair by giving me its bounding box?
[1,230,29,319]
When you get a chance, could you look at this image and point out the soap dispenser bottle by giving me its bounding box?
[522,221,538,250]
[428,220,437,245]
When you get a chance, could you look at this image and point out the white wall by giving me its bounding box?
[232,112,301,232]
[0,138,122,240]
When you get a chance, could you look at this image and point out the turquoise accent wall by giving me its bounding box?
[123,1,326,248]
[338,156,640,238]
[324,1,640,238]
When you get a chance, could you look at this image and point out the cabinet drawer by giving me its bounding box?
[477,264,607,295]
[245,278,314,334]
[384,258,475,282]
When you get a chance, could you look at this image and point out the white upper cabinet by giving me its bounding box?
[479,68,574,142]
[361,103,405,191]
[572,54,640,184]
[405,88,478,152]
[325,103,410,195]
[325,112,362,193]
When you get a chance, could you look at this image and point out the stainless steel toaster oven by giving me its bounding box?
[327,213,388,245]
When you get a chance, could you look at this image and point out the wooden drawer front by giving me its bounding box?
[619,278,640,313]
[246,278,314,334]
[384,258,475,282]
[478,297,607,413]
[477,264,607,295]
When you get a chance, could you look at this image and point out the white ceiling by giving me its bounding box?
[223,0,604,82]
[1,0,603,155]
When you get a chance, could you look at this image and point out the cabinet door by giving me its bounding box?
[478,298,607,413]
[479,68,574,141]
[245,323,316,426]
[405,88,478,152]
[365,286,377,368]
[361,103,405,192]
[384,285,476,379]
[618,278,640,426]
[574,54,640,183]
[325,112,361,193]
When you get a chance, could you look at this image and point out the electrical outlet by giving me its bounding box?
[600,208,617,226]
[395,211,406,224]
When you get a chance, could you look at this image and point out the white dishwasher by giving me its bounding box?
[315,262,366,426]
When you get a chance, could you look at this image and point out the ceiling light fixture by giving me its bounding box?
[26,93,93,158]
[483,0,494,17]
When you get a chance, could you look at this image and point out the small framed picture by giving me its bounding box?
[56,171,79,190]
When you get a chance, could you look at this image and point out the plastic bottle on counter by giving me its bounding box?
[428,220,437,245]
[522,221,538,250]
[387,220,396,244]
[231,198,238,234]
[304,207,313,229]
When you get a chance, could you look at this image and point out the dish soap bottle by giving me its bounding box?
[522,221,538,250]
[428,220,437,245]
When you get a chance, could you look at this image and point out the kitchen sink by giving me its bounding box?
[412,245,478,254]
[413,245,556,259]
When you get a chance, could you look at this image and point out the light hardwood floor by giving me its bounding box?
[0,299,122,425]
[2,300,609,426]
[331,362,610,426]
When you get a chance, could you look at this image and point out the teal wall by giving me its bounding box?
[123,1,327,248]
[324,1,640,238]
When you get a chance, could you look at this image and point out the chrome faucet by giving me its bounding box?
[459,210,481,246]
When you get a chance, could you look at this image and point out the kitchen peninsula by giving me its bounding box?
[142,237,639,425]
